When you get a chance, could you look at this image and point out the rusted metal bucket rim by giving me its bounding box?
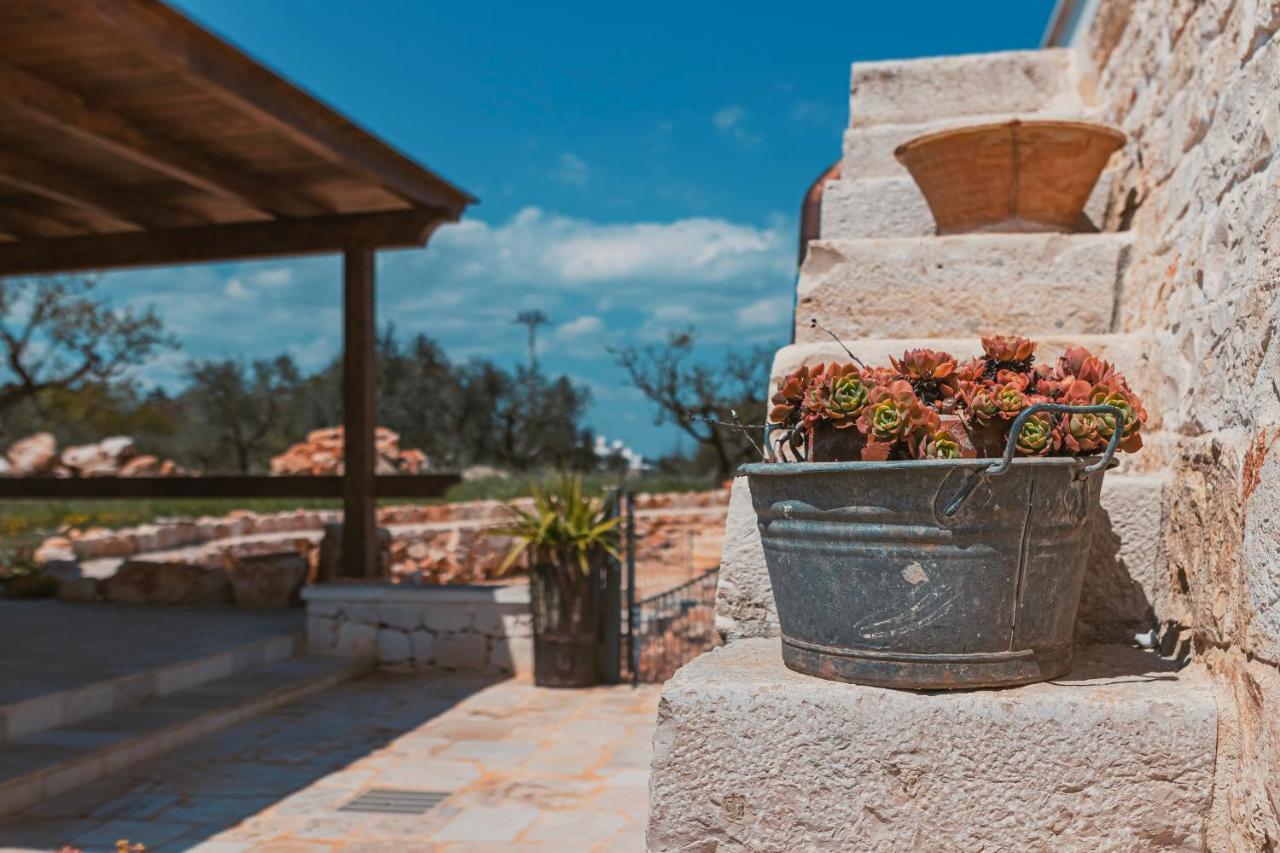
[893,119,1126,161]
[739,456,1102,477]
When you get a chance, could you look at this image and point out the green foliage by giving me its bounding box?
[491,475,622,575]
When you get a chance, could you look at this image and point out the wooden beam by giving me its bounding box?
[0,206,81,240]
[0,209,446,275]
[67,0,475,216]
[0,474,460,500]
[0,149,197,229]
[342,248,379,578]
[0,58,328,219]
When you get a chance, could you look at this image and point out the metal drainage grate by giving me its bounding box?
[339,788,450,815]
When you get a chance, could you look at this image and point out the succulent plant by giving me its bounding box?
[979,334,1037,380]
[918,428,962,459]
[856,380,939,456]
[769,364,817,429]
[993,383,1029,420]
[815,363,873,428]
[1014,412,1055,456]
[1090,382,1147,452]
[890,348,959,410]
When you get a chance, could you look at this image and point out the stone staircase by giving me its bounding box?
[0,614,363,816]
[648,48,1216,851]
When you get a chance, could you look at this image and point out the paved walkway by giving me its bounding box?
[0,672,661,852]
[0,602,301,706]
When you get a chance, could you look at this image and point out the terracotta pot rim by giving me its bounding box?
[893,119,1126,163]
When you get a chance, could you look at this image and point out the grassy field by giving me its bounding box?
[0,473,718,553]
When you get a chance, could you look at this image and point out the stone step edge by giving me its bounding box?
[0,630,305,743]
[848,48,1083,129]
[0,656,365,817]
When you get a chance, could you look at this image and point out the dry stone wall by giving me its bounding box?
[1080,1,1280,846]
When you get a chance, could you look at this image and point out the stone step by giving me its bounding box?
[820,170,1116,239]
[0,656,363,817]
[771,332,1155,422]
[795,233,1132,342]
[716,470,1171,645]
[0,623,303,743]
[648,639,1215,852]
[849,48,1082,129]
[841,108,1101,180]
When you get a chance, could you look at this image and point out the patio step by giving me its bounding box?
[795,233,1132,342]
[849,48,1081,129]
[0,622,304,743]
[648,639,1215,851]
[0,656,364,817]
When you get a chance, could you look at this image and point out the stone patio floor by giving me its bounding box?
[0,672,661,852]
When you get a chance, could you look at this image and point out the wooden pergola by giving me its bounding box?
[0,0,475,577]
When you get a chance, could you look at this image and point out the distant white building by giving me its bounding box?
[593,435,649,472]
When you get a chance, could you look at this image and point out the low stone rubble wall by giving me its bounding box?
[302,584,532,676]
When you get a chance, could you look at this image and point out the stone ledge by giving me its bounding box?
[849,48,1080,128]
[840,108,1101,180]
[796,233,1132,341]
[648,639,1216,852]
[715,470,1171,645]
[302,581,529,605]
[820,171,1115,239]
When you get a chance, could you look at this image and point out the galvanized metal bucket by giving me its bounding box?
[743,403,1123,690]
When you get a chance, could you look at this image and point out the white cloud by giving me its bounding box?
[555,315,604,340]
[736,296,792,328]
[551,152,590,186]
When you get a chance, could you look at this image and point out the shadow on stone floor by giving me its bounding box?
[0,670,507,852]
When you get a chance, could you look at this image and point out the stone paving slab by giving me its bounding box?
[0,672,661,852]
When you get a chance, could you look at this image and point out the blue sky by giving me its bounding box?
[111,0,1056,458]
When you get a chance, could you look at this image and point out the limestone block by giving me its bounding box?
[849,48,1079,127]
[713,477,774,642]
[435,632,487,670]
[225,551,308,609]
[306,615,338,654]
[841,108,1101,180]
[713,472,1167,645]
[648,639,1216,852]
[795,233,1131,342]
[409,629,435,667]
[820,171,1116,239]
[377,627,411,666]
[489,636,534,676]
[104,560,233,606]
[422,603,475,633]
[770,333,1162,432]
[474,608,533,638]
[376,603,424,631]
[334,621,378,660]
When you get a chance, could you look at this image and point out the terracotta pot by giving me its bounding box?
[894,120,1125,235]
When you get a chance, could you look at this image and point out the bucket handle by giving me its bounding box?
[938,402,1127,520]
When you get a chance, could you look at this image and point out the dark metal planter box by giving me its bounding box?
[744,403,1123,690]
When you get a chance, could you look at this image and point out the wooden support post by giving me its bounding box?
[342,248,379,578]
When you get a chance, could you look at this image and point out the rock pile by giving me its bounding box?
[269,426,428,476]
[0,432,186,478]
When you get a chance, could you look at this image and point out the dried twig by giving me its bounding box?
[809,318,864,367]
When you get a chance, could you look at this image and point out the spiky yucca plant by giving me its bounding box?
[494,475,621,575]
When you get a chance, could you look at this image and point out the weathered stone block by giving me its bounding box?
[334,621,378,660]
[648,639,1215,852]
[422,603,475,633]
[377,627,411,665]
[796,234,1131,341]
[474,608,533,638]
[714,472,1167,644]
[820,171,1116,239]
[849,48,1079,127]
[435,632,487,670]
[409,629,435,667]
[104,560,232,606]
[489,636,534,676]
[225,551,308,609]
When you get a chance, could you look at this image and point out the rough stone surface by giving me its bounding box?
[795,234,1131,341]
[821,171,1115,239]
[849,48,1080,127]
[224,551,308,609]
[648,639,1216,852]
[5,432,58,476]
[714,472,1168,645]
[1075,2,1280,842]
[104,560,233,607]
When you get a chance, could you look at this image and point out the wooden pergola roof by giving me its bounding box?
[0,0,475,275]
[0,0,475,578]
